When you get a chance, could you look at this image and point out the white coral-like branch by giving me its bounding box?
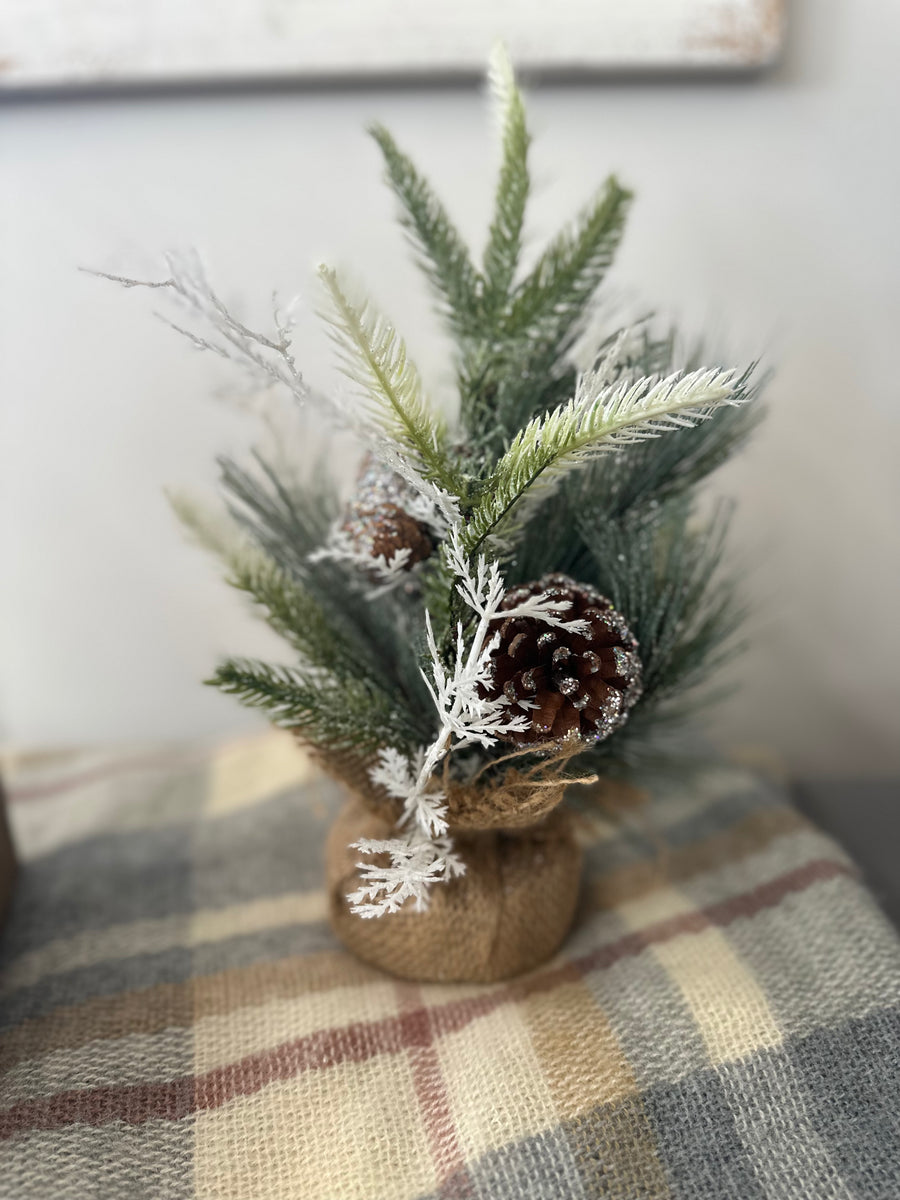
[348,832,465,918]
[93,254,462,532]
[91,252,314,407]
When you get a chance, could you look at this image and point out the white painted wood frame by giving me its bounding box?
[0,1,784,90]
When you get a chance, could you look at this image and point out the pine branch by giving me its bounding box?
[462,366,746,555]
[218,453,439,735]
[318,267,463,496]
[369,124,482,339]
[482,44,530,311]
[461,180,631,449]
[219,453,337,577]
[504,177,632,349]
[170,490,405,687]
[577,501,746,705]
[518,329,763,536]
[209,658,418,755]
[226,553,359,677]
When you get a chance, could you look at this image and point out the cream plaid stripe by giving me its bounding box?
[1,733,899,1199]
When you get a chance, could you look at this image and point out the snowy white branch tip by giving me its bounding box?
[88,252,312,407]
[90,256,464,532]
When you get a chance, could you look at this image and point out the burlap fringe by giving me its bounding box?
[308,737,600,831]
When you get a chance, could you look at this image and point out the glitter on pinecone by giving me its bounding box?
[484,573,642,746]
[354,454,417,511]
[338,454,435,570]
[340,502,433,569]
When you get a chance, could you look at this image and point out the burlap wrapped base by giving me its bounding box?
[326,798,583,983]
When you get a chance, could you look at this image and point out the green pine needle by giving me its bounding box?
[170,490,368,682]
[482,44,531,310]
[369,124,482,340]
[218,452,337,576]
[209,658,417,756]
[504,177,632,348]
[225,553,357,679]
[461,173,632,448]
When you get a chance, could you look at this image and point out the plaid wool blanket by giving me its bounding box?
[1,733,898,1199]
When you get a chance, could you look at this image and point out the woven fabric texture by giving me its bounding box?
[1,732,899,1199]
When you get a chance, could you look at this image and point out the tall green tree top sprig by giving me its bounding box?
[371,44,633,458]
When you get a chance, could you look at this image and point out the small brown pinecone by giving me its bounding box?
[484,573,642,746]
[339,454,434,571]
[340,502,433,569]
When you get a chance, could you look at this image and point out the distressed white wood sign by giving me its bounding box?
[0,0,784,89]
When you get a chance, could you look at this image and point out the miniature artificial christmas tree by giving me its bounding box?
[105,48,761,982]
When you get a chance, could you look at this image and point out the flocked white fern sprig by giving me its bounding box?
[347,832,466,918]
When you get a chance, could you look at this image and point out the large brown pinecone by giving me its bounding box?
[484,574,642,746]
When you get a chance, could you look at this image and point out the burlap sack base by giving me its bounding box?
[327,798,583,984]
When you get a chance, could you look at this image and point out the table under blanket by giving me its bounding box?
[1,732,899,1199]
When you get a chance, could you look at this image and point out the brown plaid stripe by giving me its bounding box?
[1,734,899,1199]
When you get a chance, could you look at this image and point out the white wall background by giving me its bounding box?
[2,0,898,775]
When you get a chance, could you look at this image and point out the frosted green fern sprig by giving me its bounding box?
[318,266,464,497]
[210,659,418,755]
[461,365,746,555]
